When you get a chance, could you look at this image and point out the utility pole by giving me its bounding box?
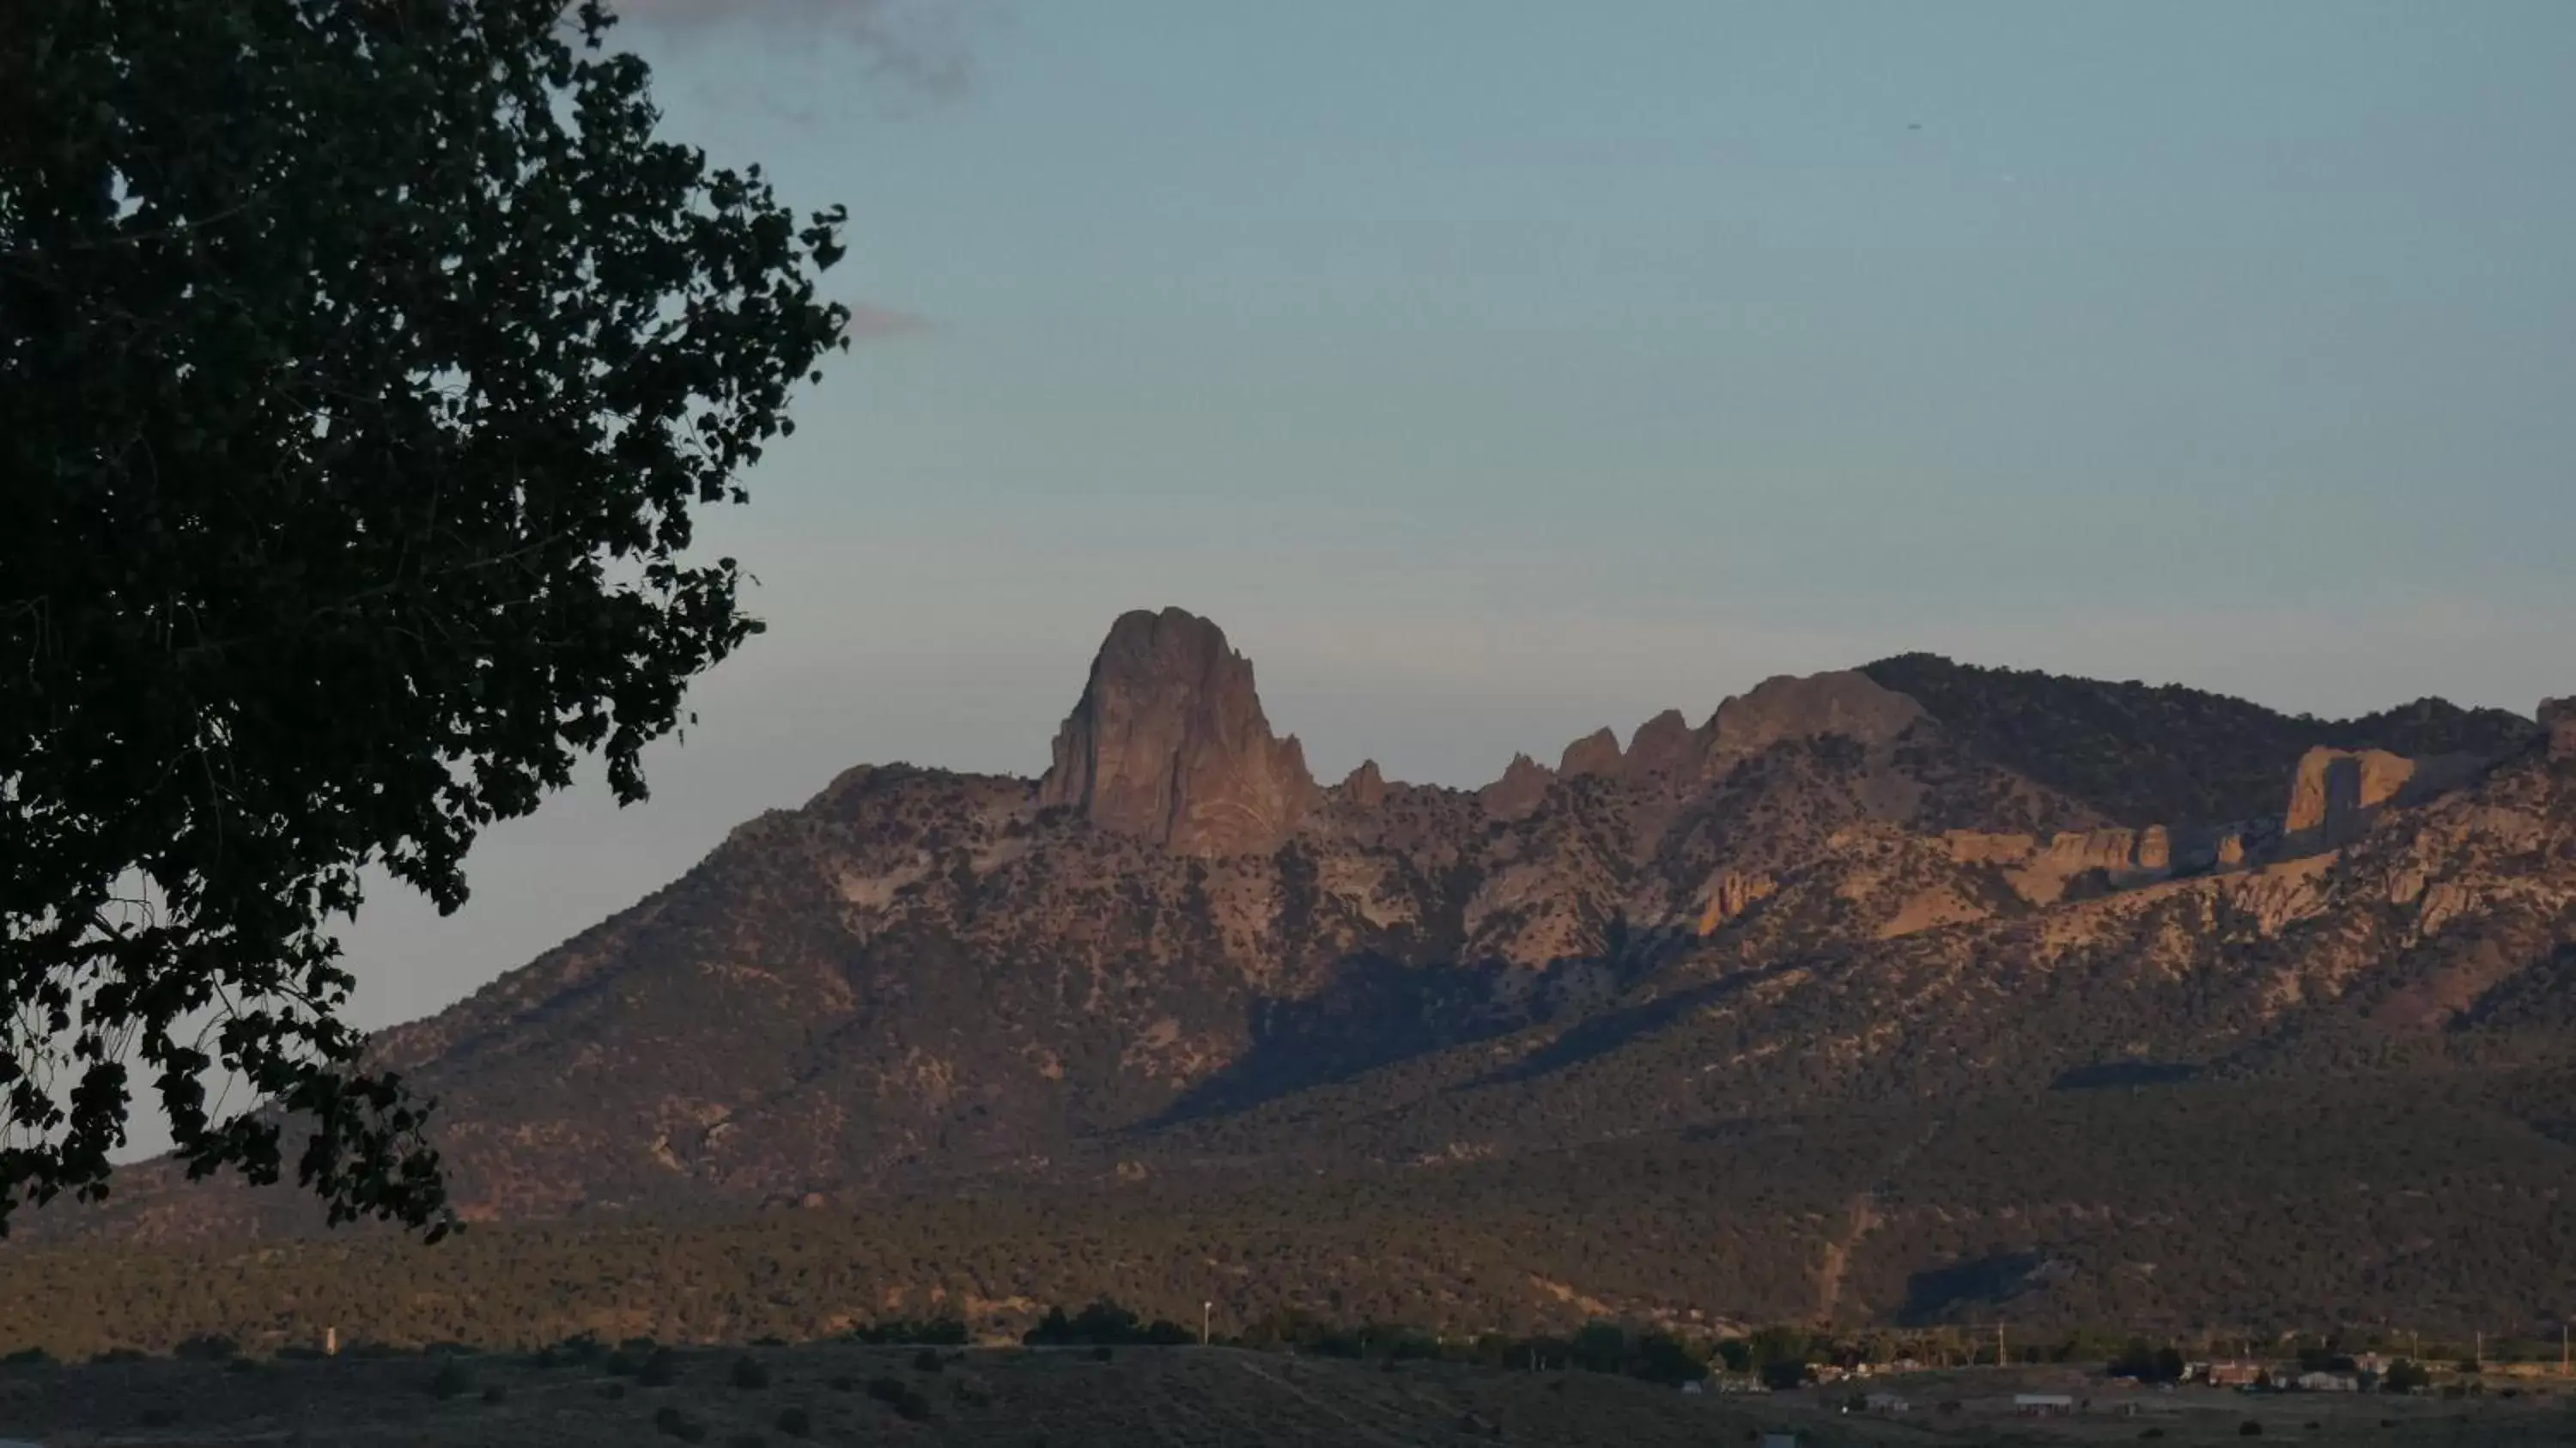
[1201,1301,1212,1348]
[1996,1321,2007,1369]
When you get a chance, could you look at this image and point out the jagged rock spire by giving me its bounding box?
[1479,752,1555,819]
[1037,608,1318,856]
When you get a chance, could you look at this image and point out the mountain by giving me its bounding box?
[28,607,2576,1345]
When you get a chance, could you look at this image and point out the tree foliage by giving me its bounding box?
[0,0,849,1232]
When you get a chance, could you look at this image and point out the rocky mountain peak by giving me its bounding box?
[1339,759,1389,809]
[1479,752,1556,818]
[1621,709,1698,785]
[1558,727,1624,779]
[1701,670,1927,778]
[1036,607,1317,856]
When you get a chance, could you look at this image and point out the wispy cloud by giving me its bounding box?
[608,0,981,100]
[844,303,941,342]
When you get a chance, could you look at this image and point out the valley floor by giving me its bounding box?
[0,1348,2569,1448]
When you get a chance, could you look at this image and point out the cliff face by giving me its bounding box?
[2283,746,2420,847]
[1036,607,1318,857]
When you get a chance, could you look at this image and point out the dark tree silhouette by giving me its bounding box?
[0,0,849,1233]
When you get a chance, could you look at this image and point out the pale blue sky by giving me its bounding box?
[162,3,2576,1137]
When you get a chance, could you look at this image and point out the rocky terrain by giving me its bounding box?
[29,607,2576,1340]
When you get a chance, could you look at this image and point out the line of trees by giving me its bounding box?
[2,1293,2551,1401]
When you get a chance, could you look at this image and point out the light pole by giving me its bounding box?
[1202,1300,1212,1348]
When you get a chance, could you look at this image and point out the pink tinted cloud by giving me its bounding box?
[845,303,940,342]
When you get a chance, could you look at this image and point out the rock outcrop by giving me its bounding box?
[1946,825,2187,904]
[1479,753,1555,819]
[1338,760,1388,810]
[2283,747,2418,849]
[1622,709,1698,786]
[1696,871,1777,934]
[2544,697,2576,758]
[1558,728,1624,780]
[1701,671,1927,779]
[1037,607,1317,856]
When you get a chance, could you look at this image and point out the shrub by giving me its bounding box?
[848,1317,969,1346]
[640,1348,683,1387]
[598,1383,629,1400]
[653,1405,707,1442]
[139,1407,182,1427]
[428,1360,474,1399]
[2239,1421,2263,1437]
[603,1350,639,1377]
[827,1373,859,1392]
[3,1347,52,1366]
[775,1405,814,1438]
[726,1436,767,1448]
[482,1384,508,1404]
[866,1376,933,1421]
[1759,1358,1811,1391]
[732,1354,771,1390]
[173,1334,240,1362]
[912,1348,945,1374]
[1090,1346,1114,1363]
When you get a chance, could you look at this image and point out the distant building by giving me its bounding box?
[2351,1353,2391,1377]
[2296,1372,2359,1392]
[1679,1379,1706,1396]
[2205,1361,2266,1388]
[2014,1393,2076,1415]
[1864,1390,1912,1414]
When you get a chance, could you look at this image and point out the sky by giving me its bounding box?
[125,2,2576,1147]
